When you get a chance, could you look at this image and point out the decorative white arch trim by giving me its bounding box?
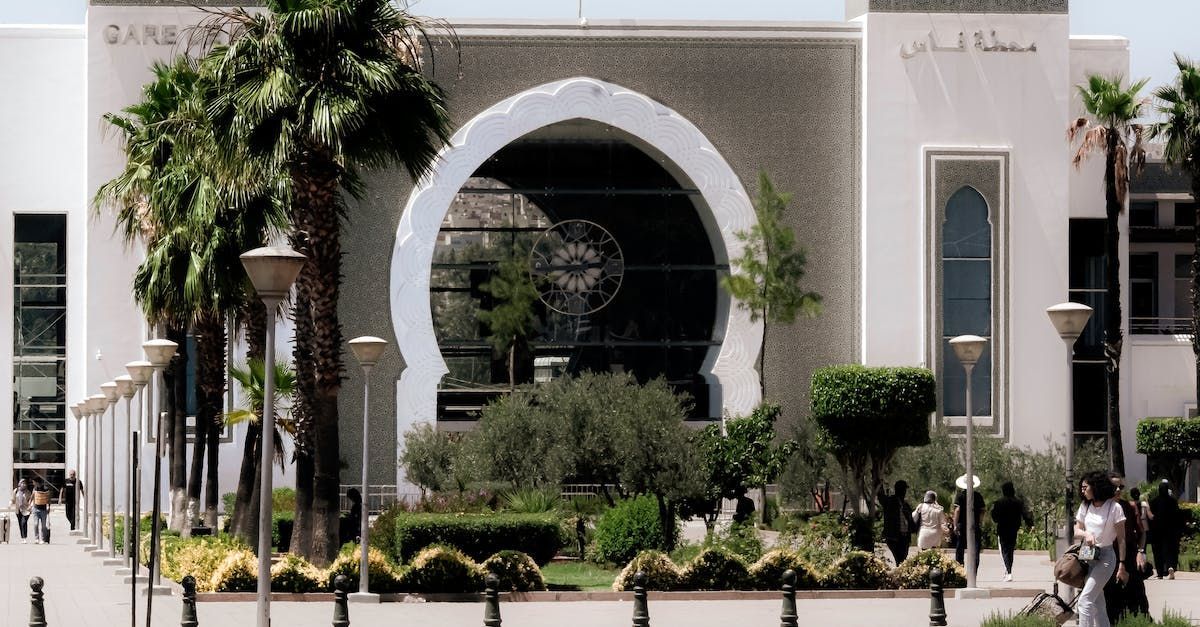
[390,77,762,486]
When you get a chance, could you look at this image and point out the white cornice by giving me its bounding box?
[450,18,861,40]
[0,25,86,39]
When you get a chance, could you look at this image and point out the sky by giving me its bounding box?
[3,0,1199,93]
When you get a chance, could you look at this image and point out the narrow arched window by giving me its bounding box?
[941,186,992,417]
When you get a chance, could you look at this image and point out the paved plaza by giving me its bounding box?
[2,512,1197,626]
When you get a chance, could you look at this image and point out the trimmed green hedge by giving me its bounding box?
[1136,417,1200,458]
[811,365,935,453]
[390,513,563,565]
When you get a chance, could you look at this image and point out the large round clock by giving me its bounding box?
[529,220,624,315]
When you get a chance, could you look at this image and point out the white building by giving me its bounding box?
[1,0,1194,507]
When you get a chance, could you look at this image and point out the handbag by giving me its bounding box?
[1054,542,1090,589]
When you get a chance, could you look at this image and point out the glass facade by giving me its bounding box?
[430,121,722,419]
[12,214,68,490]
[1068,219,1109,448]
[941,186,992,417]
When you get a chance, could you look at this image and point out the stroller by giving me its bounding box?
[1018,584,1079,626]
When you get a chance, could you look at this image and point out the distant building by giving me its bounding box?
[1,0,1194,501]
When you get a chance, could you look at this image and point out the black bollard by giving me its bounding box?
[631,571,650,627]
[332,574,351,627]
[779,569,798,627]
[483,573,502,627]
[29,577,47,627]
[180,575,198,627]
[928,567,947,626]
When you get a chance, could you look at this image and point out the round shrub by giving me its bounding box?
[892,549,966,589]
[163,536,247,592]
[612,550,681,591]
[594,496,676,565]
[821,551,893,590]
[270,554,324,593]
[747,549,819,590]
[481,550,545,592]
[398,545,484,593]
[327,544,404,593]
[678,547,750,590]
[209,550,258,592]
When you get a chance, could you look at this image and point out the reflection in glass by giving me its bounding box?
[941,187,992,417]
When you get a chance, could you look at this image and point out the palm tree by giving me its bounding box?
[1153,54,1200,414]
[96,57,287,532]
[1068,74,1149,474]
[198,0,454,564]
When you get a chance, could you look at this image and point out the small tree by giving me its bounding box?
[478,254,540,390]
[811,365,935,517]
[691,404,797,526]
[1135,417,1200,490]
[721,172,822,396]
[399,423,461,496]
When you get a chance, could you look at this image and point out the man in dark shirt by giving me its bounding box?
[990,481,1032,581]
[59,470,82,531]
[880,480,914,565]
[954,487,985,578]
[1104,474,1149,622]
[1149,480,1182,579]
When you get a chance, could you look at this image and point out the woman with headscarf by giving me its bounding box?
[9,479,33,543]
[912,490,947,550]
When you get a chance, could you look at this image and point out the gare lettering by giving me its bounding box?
[102,24,180,46]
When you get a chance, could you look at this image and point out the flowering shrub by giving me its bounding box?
[327,544,405,593]
[209,550,258,592]
[270,554,325,593]
[612,550,681,591]
[678,548,750,590]
[159,535,248,592]
[891,549,966,589]
[398,545,484,593]
[747,549,819,590]
[481,550,545,591]
[820,551,893,589]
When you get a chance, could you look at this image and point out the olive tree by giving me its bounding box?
[811,365,936,517]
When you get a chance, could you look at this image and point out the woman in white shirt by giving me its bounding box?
[912,490,946,550]
[1074,470,1128,627]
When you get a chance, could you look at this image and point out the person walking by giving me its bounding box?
[1148,480,1181,580]
[990,481,1032,582]
[10,479,33,543]
[880,480,914,565]
[1075,470,1128,627]
[953,478,985,579]
[912,490,947,550]
[60,470,82,531]
[1103,473,1149,623]
[31,480,51,544]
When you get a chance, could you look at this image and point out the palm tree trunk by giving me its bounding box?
[1192,172,1200,416]
[1103,128,1126,474]
[192,311,225,531]
[204,416,220,528]
[289,280,317,561]
[184,418,206,537]
[166,325,190,532]
[290,154,345,566]
[231,299,267,538]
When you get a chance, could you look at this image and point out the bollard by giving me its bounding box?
[181,575,198,627]
[928,567,947,626]
[779,569,798,627]
[29,577,47,627]
[631,571,650,627]
[332,574,351,627]
[483,573,502,627]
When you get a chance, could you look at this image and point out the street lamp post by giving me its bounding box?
[143,338,178,606]
[125,361,152,579]
[102,381,121,563]
[241,246,306,627]
[88,394,108,552]
[70,403,85,538]
[347,336,388,603]
[1045,303,1093,553]
[949,334,988,598]
[114,375,136,574]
